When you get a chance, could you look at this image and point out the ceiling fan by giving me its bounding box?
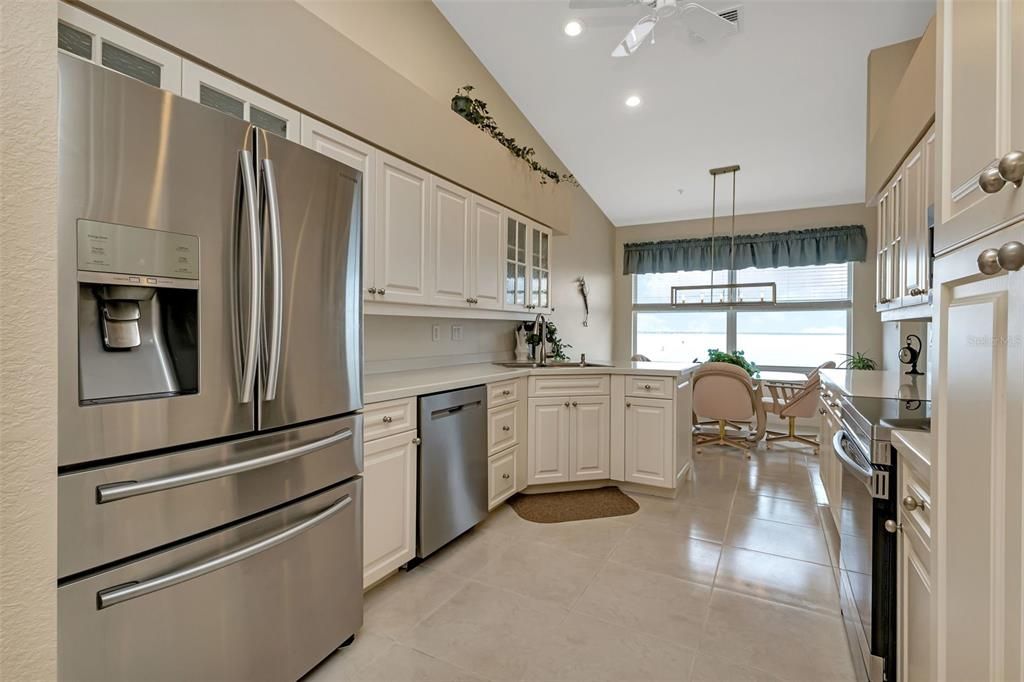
[569,0,738,58]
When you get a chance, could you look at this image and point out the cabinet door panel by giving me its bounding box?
[528,398,570,484]
[471,197,503,310]
[300,116,377,300]
[362,431,417,588]
[624,397,673,488]
[430,177,471,306]
[182,62,299,141]
[375,154,431,305]
[570,397,610,480]
[902,142,926,301]
[899,526,932,682]
[935,232,1024,680]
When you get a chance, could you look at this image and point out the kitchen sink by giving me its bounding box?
[495,361,613,369]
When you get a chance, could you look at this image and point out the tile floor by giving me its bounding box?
[305,442,855,682]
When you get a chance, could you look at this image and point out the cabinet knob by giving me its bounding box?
[818,408,827,415]
[368,287,378,294]
[625,402,631,408]
[901,495,925,512]
[502,425,511,431]
[884,519,902,534]
[571,401,578,407]
[564,401,570,407]
[643,384,652,390]
[466,297,473,303]
[378,289,386,296]
[879,297,891,304]
[979,166,1008,194]
[501,389,511,396]
[999,150,1024,187]
[979,248,1002,275]
[998,241,1024,271]
[382,415,392,423]
[502,473,510,480]
[907,287,926,296]
[412,437,422,445]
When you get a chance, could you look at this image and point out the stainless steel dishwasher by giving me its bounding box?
[417,385,488,558]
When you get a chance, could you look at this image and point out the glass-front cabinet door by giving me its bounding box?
[530,225,552,313]
[505,215,529,309]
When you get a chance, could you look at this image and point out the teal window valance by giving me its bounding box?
[623,224,868,275]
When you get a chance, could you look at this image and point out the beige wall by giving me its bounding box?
[86,0,582,233]
[0,0,59,677]
[612,203,883,366]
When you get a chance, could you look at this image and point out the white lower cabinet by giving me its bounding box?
[623,396,674,488]
[361,428,417,589]
[570,397,610,480]
[488,446,518,509]
[527,397,571,484]
[898,455,932,682]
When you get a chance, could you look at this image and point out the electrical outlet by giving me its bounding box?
[431,324,441,342]
[451,325,463,342]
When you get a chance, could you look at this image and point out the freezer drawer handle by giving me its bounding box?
[95,428,353,504]
[96,494,352,610]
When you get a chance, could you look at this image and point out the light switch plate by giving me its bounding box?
[431,324,441,342]
[451,325,463,342]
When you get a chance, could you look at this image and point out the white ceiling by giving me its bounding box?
[435,0,935,226]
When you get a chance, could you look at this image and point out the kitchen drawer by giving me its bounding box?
[488,402,519,455]
[488,446,517,509]
[488,378,521,408]
[363,397,417,441]
[58,415,361,578]
[900,458,931,550]
[58,480,363,682]
[625,375,674,399]
[528,374,610,397]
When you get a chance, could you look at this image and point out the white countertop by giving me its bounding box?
[363,361,698,404]
[893,429,932,474]
[820,368,930,401]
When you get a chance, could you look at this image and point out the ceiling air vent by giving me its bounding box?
[718,6,742,30]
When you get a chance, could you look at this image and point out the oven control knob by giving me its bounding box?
[884,519,902,534]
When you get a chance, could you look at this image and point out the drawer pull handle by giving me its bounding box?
[95,429,353,504]
[96,494,352,609]
[382,416,393,423]
[502,389,511,396]
[502,473,510,480]
[901,495,926,512]
[502,425,511,432]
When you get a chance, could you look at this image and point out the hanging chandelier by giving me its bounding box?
[670,164,777,307]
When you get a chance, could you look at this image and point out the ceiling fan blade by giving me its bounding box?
[611,15,657,58]
[569,0,640,9]
[679,2,738,41]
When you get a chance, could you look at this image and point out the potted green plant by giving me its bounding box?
[839,352,879,370]
[705,348,759,377]
[526,321,572,362]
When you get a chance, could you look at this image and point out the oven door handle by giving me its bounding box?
[832,430,874,485]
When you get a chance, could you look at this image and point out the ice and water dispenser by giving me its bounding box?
[77,220,199,404]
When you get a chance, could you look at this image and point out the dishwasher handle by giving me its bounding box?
[430,400,482,419]
[833,430,889,499]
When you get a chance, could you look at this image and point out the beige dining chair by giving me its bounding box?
[761,361,837,452]
[692,362,766,457]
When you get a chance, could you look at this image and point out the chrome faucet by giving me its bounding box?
[533,313,548,366]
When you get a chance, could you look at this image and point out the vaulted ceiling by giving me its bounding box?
[435,0,935,226]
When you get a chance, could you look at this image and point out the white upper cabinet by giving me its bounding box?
[375,153,432,306]
[429,177,472,307]
[57,3,181,93]
[470,197,504,310]
[182,62,300,141]
[299,116,378,301]
[504,214,553,314]
[937,0,1024,251]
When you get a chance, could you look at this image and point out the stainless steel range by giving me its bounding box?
[57,55,364,681]
[825,393,930,682]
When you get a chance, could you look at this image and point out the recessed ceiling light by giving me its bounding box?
[625,95,642,108]
[564,20,584,37]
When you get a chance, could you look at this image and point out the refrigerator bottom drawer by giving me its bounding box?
[58,479,362,682]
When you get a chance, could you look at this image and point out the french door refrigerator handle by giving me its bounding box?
[96,494,352,609]
[95,428,353,504]
[261,158,284,402]
[238,150,261,404]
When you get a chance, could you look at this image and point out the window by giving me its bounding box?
[632,262,852,370]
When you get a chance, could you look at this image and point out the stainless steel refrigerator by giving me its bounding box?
[56,55,364,681]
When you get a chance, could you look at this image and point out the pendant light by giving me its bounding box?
[671,164,777,307]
